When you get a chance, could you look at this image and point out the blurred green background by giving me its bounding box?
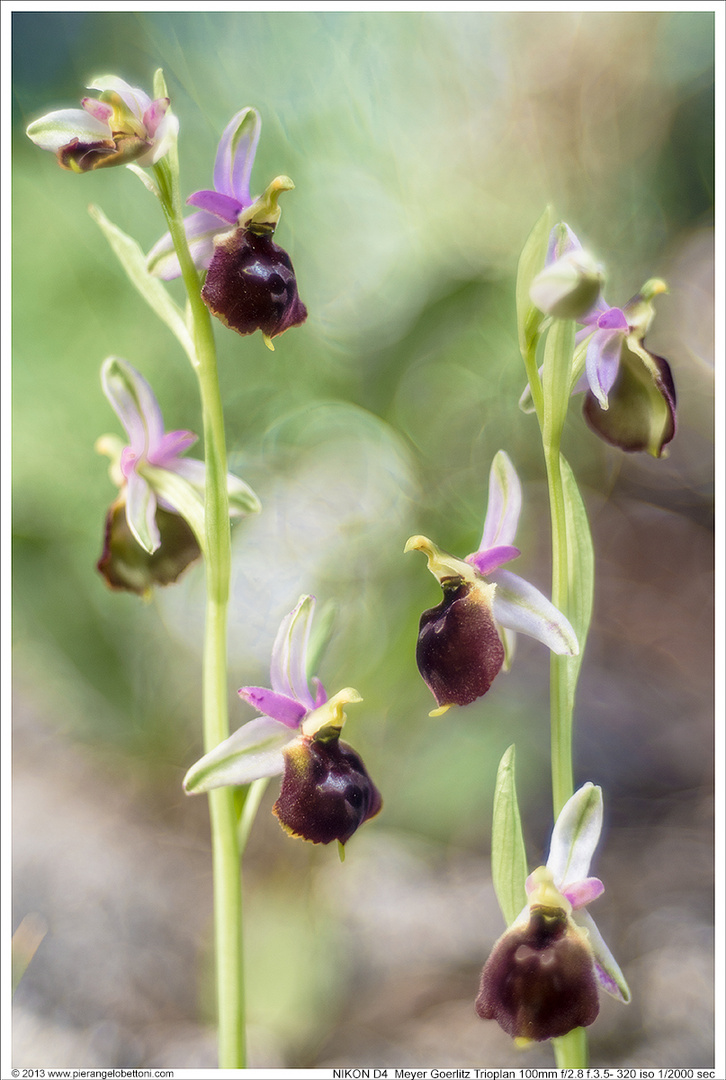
[12,9,714,1069]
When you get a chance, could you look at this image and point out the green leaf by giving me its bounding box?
[560,454,594,711]
[515,206,554,360]
[153,68,169,100]
[542,316,575,450]
[491,745,529,927]
[89,205,197,366]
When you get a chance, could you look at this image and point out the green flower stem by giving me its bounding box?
[155,155,245,1069]
[553,1027,589,1068]
[539,316,586,1068]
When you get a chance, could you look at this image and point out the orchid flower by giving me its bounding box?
[147,107,262,280]
[577,280,677,458]
[183,596,382,846]
[477,783,630,1044]
[26,75,178,173]
[530,223,676,458]
[146,108,307,346]
[405,451,578,714]
[96,357,259,594]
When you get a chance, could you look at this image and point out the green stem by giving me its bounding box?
[155,158,245,1068]
[538,317,585,1068]
[544,444,573,817]
[553,1027,589,1068]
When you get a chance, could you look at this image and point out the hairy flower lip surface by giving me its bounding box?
[273,734,382,846]
[475,902,600,1042]
[406,452,577,712]
[201,227,307,342]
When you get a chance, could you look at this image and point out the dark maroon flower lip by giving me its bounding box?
[416,579,505,709]
[273,735,382,846]
[476,904,600,1042]
[201,227,307,342]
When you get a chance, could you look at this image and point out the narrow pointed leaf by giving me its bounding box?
[516,206,554,360]
[89,205,196,365]
[491,745,529,927]
[560,453,594,709]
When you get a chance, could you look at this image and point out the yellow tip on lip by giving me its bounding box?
[429,704,452,717]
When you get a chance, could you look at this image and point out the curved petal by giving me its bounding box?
[466,545,520,576]
[142,98,169,138]
[88,76,151,120]
[586,327,624,408]
[171,458,261,517]
[490,569,579,656]
[138,111,179,166]
[562,876,604,909]
[26,108,111,151]
[238,686,306,729]
[147,210,224,279]
[479,451,522,551]
[82,98,114,123]
[546,783,603,888]
[150,429,197,466]
[187,189,245,224]
[213,107,261,203]
[596,306,629,332]
[125,469,160,554]
[583,341,677,458]
[575,909,631,1003]
[269,595,317,707]
[183,716,293,794]
[546,222,582,264]
[101,357,165,454]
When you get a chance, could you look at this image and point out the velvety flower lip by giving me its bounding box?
[405,451,578,714]
[183,596,382,846]
[26,75,178,172]
[147,107,262,280]
[200,226,308,343]
[476,784,630,1044]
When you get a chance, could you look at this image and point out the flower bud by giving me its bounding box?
[476,902,599,1042]
[530,249,603,321]
[416,577,505,711]
[273,734,382,845]
[201,226,307,343]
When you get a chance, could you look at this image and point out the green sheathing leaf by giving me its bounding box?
[560,454,594,714]
[491,744,528,927]
[89,204,196,365]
